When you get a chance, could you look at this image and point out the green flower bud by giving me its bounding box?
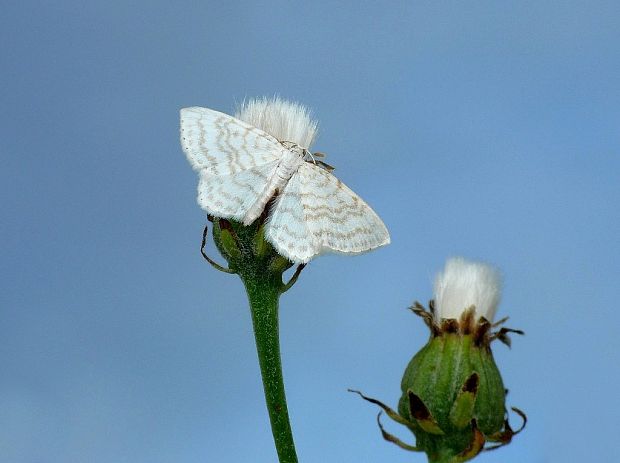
[353,258,526,463]
[207,214,295,283]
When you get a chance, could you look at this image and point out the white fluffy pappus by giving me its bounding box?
[433,257,502,323]
[234,96,318,150]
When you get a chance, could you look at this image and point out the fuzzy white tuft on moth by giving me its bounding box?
[180,97,390,264]
[433,257,502,323]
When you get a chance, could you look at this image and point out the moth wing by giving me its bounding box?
[264,170,317,263]
[180,106,283,175]
[197,160,280,222]
[266,163,390,263]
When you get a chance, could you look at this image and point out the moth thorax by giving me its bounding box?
[280,140,308,157]
[275,150,304,181]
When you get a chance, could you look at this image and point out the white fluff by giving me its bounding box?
[235,96,318,149]
[433,257,502,322]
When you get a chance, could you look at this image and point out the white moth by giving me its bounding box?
[180,100,390,264]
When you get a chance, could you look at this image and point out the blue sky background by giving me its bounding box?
[2,1,619,462]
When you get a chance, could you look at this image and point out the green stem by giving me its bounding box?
[427,456,454,463]
[242,273,298,463]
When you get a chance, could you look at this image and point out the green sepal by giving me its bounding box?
[453,421,485,462]
[220,228,241,261]
[408,390,444,435]
[349,389,414,427]
[254,224,269,258]
[270,254,293,275]
[449,373,479,429]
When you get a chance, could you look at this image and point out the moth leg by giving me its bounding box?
[200,224,235,274]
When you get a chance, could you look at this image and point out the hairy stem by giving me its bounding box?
[427,455,454,463]
[242,272,298,463]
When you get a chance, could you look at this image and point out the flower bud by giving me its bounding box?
[207,214,296,286]
[353,258,525,463]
